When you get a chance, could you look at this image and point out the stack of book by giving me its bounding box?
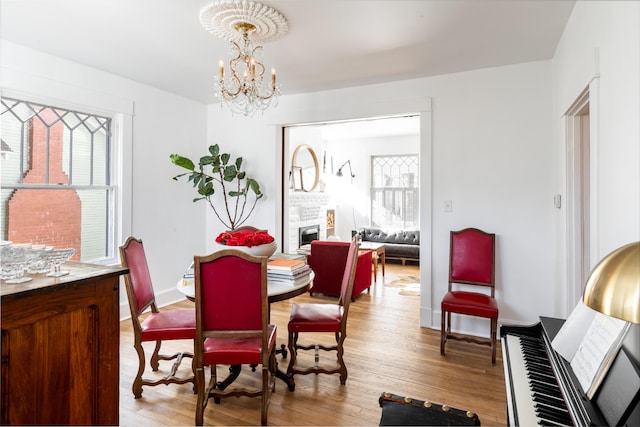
[267,258,312,285]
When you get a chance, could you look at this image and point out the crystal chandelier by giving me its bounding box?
[200,1,288,116]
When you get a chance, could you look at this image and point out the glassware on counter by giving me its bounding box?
[1,244,33,283]
[43,248,75,277]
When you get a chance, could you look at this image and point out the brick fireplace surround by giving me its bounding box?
[287,191,330,252]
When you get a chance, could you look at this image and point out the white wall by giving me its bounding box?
[551,1,640,360]
[0,41,208,317]
[207,60,555,334]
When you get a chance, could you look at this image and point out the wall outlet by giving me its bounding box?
[444,200,453,212]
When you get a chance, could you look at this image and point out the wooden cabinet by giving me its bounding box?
[1,262,127,425]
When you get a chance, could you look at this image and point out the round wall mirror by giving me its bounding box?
[292,144,320,192]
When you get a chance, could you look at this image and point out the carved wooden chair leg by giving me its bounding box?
[337,333,348,385]
[132,340,146,398]
[195,365,206,426]
[440,310,447,355]
[270,349,277,392]
[150,340,162,371]
[261,365,269,426]
[491,318,497,364]
[287,331,298,378]
[191,341,198,394]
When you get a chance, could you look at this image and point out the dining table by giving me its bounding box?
[176,263,314,391]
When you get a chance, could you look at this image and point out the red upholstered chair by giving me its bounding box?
[440,228,498,364]
[193,250,276,426]
[119,237,196,398]
[286,235,360,389]
[306,240,372,300]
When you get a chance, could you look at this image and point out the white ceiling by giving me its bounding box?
[0,0,575,105]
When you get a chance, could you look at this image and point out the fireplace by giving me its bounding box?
[299,224,320,247]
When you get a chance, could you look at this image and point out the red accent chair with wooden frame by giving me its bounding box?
[286,235,360,389]
[440,228,498,364]
[119,236,196,398]
[307,240,372,300]
[193,250,277,426]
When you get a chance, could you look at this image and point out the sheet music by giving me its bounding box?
[551,300,630,399]
[551,301,597,361]
[570,312,629,398]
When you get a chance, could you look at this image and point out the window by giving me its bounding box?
[1,97,115,262]
[370,155,419,229]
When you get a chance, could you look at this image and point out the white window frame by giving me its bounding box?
[0,87,133,266]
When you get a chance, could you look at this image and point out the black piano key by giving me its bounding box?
[533,393,566,407]
[529,371,558,383]
[534,404,573,426]
[537,417,572,427]
[529,382,564,399]
[536,402,571,420]
[530,379,562,394]
[528,373,561,387]
[525,361,555,374]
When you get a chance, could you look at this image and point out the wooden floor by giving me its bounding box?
[119,263,508,426]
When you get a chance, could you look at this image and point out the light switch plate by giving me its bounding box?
[554,194,562,208]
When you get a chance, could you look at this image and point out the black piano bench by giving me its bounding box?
[379,392,481,426]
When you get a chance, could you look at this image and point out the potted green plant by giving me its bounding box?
[170,144,276,255]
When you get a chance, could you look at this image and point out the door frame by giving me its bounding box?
[564,78,600,312]
[271,96,434,327]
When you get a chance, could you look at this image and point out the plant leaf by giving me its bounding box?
[200,155,216,166]
[198,181,214,196]
[247,178,262,195]
[169,154,195,171]
[221,153,230,165]
[223,165,237,181]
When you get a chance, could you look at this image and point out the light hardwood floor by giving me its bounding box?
[119,263,508,426]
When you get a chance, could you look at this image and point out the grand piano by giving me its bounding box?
[501,318,640,426]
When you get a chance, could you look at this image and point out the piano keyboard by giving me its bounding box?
[504,334,574,426]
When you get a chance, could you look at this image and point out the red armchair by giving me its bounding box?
[307,240,372,300]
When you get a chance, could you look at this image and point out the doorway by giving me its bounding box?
[273,96,433,327]
[565,86,592,311]
[281,116,420,253]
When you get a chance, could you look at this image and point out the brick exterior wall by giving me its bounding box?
[6,111,81,260]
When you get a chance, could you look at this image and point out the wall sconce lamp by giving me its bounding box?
[583,241,640,324]
[336,160,355,178]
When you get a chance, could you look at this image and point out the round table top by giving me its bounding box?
[176,271,314,303]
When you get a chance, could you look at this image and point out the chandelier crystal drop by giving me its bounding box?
[199,1,288,116]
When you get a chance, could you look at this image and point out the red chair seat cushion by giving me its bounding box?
[203,324,277,366]
[288,303,343,333]
[441,291,498,319]
[140,308,196,341]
